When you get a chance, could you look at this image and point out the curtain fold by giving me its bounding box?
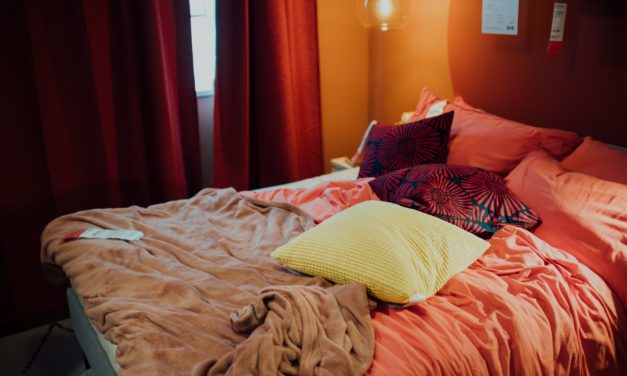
[0,0,200,330]
[214,0,323,190]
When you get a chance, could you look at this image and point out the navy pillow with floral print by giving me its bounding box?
[357,112,454,178]
[368,164,540,237]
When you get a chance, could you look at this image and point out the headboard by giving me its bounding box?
[447,0,627,145]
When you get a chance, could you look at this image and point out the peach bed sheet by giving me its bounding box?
[251,180,627,375]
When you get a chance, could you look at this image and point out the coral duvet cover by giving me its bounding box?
[41,179,627,375]
[252,180,627,375]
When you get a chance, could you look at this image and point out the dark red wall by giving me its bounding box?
[448,0,627,145]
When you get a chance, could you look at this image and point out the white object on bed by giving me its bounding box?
[330,157,354,172]
[400,111,415,123]
[351,120,378,165]
[426,99,447,118]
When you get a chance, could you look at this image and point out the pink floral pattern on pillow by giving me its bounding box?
[369,164,540,237]
[358,112,453,178]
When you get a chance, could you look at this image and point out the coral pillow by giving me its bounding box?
[357,112,453,178]
[369,165,540,237]
[271,201,490,304]
[410,88,582,174]
[444,104,542,174]
[561,137,627,185]
[506,150,627,308]
[411,87,477,119]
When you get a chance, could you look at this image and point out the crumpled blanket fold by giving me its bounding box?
[195,284,374,376]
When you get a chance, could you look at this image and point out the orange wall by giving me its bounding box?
[317,0,454,169]
[369,0,453,123]
[317,0,370,172]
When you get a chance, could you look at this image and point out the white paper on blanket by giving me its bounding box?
[79,228,144,241]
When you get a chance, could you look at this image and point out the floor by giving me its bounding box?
[0,319,90,376]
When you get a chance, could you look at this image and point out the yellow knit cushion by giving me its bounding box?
[271,201,490,304]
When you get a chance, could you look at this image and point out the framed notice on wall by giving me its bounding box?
[482,0,519,35]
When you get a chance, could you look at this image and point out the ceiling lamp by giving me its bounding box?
[356,0,413,32]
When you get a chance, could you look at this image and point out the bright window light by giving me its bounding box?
[189,0,216,96]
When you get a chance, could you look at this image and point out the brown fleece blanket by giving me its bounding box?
[195,284,373,376]
[41,188,374,375]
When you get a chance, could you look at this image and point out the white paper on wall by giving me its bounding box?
[482,0,519,35]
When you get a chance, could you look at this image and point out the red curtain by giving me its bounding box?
[0,0,200,332]
[214,0,323,190]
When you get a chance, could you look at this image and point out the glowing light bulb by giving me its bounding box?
[376,0,394,20]
[356,0,411,31]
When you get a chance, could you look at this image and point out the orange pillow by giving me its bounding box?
[410,88,582,175]
[506,150,627,308]
[561,137,627,185]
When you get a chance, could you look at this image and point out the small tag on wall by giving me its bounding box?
[547,2,567,55]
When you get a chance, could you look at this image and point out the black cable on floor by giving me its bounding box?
[20,322,74,374]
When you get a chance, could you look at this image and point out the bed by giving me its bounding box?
[41,90,627,375]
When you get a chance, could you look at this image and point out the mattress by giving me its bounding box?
[69,168,361,375]
[67,287,117,375]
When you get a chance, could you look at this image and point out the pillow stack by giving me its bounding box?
[356,88,544,237]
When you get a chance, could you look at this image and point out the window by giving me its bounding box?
[189,0,216,96]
